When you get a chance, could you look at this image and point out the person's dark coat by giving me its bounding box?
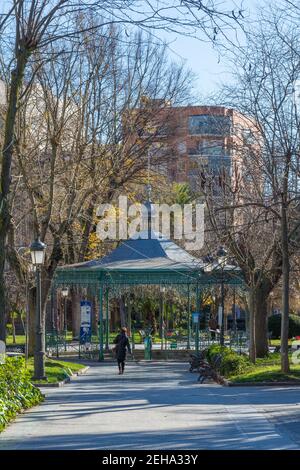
[114,332,131,362]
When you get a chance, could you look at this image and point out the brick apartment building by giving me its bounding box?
[164,105,233,185]
[127,101,255,191]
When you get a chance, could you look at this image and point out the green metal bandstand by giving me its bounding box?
[54,231,243,360]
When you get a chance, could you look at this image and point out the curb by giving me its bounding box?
[33,366,90,388]
[226,380,300,387]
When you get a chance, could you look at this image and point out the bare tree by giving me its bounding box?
[0,0,245,341]
[10,26,193,352]
[198,9,300,365]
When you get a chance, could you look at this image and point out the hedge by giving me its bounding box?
[268,314,300,339]
[0,357,44,432]
[205,344,252,378]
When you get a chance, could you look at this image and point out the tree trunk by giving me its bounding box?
[0,274,6,342]
[281,194,290,373]
[247,279,273,361]
[253,288,269,358]
[0,50,30,341]
[248,289,256,362]
[20,313,25,335]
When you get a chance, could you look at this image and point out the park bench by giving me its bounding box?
[197,354,222,384]
[188,349,207,372]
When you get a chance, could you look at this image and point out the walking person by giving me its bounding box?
[113,327,131,374]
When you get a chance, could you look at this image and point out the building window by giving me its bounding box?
[198,139,225,156]
[188,140,229,161]
[177,141,187,154]
[188,155,231,182]
[188,115,231,136]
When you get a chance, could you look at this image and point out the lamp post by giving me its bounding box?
[30,238,47,380]
[26,263,36,363]
[61,287,69,350]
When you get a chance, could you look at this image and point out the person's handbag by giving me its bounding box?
[112,345,118,359]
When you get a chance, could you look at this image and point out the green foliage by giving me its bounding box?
[206,345,252,378]
[172,182,193,205]
[268,314,300,339]
[0,357,43,432]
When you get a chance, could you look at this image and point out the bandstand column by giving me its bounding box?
[98,286,104,361]
[105,288,109,352]
[187,285,191,349]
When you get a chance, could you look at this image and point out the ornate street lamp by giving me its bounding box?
[30,239,46,266]
[30,238,47,380]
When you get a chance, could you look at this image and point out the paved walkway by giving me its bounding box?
[0,362,299,450]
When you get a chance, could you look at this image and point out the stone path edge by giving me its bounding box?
[33,365,90,388]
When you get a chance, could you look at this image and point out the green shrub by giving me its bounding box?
[268,314,300,339]
[0,357,43,432]
[205,345,252,378]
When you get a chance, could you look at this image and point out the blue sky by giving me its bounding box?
[159,0,261,98]
[0,0,265,99]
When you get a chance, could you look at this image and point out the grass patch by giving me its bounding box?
[6,335,26,345]
[230,364,300,383]
[7,331,165,347]
[269,339,293,347]
[205,345,300,384]
[229,352,300,383]
[26,358,86,384]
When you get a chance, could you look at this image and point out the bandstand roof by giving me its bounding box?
[55,231,243,288]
